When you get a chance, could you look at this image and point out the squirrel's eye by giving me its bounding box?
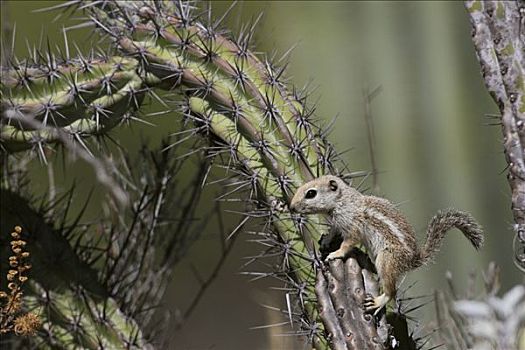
[305,189,317,199]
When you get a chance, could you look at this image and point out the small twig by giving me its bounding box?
[46,161,56,215]
[176,213,245,328]
[362,85,382,194]
[0,1,13,66]
[161,153,211,267]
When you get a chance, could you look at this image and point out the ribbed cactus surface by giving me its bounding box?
[1,56,146,152]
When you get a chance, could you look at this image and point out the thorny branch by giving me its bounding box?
[464,0,525,271]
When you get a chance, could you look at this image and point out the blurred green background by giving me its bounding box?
[3,1,522,349]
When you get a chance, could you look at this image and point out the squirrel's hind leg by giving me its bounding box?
[364,293,390,315]
[364,252,399,314]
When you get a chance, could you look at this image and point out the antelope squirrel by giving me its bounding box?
[289,175,483,314]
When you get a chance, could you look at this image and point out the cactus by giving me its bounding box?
[1,1,522,349]
[464,0,525,271]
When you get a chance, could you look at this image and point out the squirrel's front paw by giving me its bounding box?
[325,250,345,261]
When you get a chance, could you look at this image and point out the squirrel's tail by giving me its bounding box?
[417,208,483,266]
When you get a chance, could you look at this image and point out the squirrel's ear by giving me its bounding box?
[329,180,338,191]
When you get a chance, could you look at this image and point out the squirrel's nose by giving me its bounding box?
[289,201,297,213]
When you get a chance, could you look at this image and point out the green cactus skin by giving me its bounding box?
[25,286,150,350]
[1,56,147,152]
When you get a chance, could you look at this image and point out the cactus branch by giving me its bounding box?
[464,0,525,270]
[316,251,389,350]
